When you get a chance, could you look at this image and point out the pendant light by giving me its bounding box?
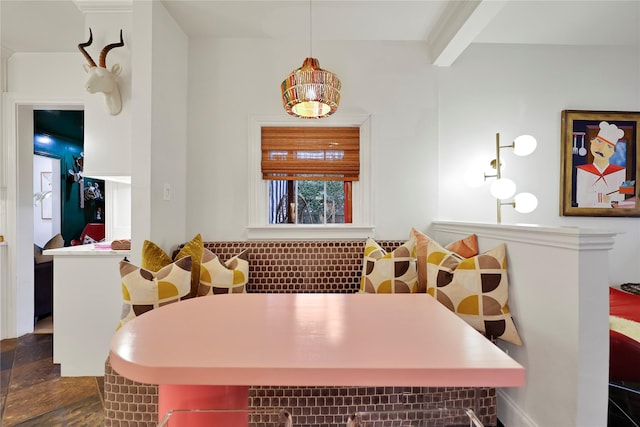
[281,0,341,119]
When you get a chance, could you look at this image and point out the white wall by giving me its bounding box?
[105,180,131,241]
[437,43,640,285]
[129,1,189,263]
[6,53,84,95]
[81,13,132,180]
[186,39,439,241]
[432,221,615,427]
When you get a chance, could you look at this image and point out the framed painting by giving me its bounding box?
[560,110,640,217]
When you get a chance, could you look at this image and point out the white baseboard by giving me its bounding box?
[498,389,538,427]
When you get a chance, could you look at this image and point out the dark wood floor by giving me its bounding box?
[0,332,104,426]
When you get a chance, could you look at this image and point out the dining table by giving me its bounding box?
[110,292,525,426]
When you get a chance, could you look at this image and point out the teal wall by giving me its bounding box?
[33,110,104,245]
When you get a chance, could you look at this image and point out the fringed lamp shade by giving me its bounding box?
[281,57,341,119]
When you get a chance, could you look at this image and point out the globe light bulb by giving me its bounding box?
[513,135,537,156]
[514,192,538,213]
[490,178,516,199]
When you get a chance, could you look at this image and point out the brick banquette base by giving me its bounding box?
[104,240,497,426]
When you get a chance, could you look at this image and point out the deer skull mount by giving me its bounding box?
[78,28,125,115]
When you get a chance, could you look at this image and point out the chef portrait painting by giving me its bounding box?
[575,121,627,208]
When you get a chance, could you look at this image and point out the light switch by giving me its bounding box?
[163,184,171,201]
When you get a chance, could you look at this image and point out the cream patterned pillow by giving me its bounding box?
[426,241,522,345]
[198,248,250,296]
[360,237,418,293]
[117,256,192,329]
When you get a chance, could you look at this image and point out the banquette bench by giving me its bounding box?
[104,239,497,427]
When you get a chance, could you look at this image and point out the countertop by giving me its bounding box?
[44,242,130,256]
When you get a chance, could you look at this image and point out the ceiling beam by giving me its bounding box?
[429,0,508,67]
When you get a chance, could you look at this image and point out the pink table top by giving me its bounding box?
[110,293,525,388]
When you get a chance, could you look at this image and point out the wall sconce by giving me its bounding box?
[465,133,538,223]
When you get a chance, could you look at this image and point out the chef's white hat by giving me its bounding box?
[597,121,624,146]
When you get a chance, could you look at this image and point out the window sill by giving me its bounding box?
[246,225,375,240]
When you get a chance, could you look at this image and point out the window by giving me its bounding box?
[269,180,351,224]
[248,115,373,239]
[262,126,358,225]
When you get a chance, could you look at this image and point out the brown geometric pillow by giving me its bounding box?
[198,248,250,296]
[426,241,522,345]
[117,256,192,330]
[360,237,418,293]
[411,228,478,293]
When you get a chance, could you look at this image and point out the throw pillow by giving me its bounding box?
[142,233,204,298]
[34,233,65,264]
[83,234,99,245]
[34,244,46,264]
[198,248,250,296]
[426,240,522,346]
[360,237,418,293]
[117,256,193,329]
[411,228,478,292]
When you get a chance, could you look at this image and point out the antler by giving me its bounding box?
[99,30,124,68]
[78,28,96,67]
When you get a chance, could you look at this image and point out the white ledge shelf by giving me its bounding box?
[431,220,617,251]
[246,224,375,240]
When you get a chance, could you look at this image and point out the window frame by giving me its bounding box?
[247,114,374,240]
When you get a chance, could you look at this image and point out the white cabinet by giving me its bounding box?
[45,244,129,376]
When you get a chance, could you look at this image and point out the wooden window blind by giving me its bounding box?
[261,127,360,181]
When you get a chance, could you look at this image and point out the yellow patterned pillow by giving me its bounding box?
[426,241,522,345]
[117,256,192,329]
[360,237,418,293]
[141,240,173,271]
[198,248,250,296]
[142,234,204,298]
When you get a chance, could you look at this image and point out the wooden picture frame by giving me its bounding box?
[560,110,640,217]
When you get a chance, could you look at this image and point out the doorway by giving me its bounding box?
[1,100,84,339]
[32,154,60,333]
[33,110,101,246]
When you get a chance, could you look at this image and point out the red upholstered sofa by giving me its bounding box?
[610,330,640,383]
[609,287,640,424]
[610,286,640,383]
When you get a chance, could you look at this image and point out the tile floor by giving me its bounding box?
[0,326,105,426]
